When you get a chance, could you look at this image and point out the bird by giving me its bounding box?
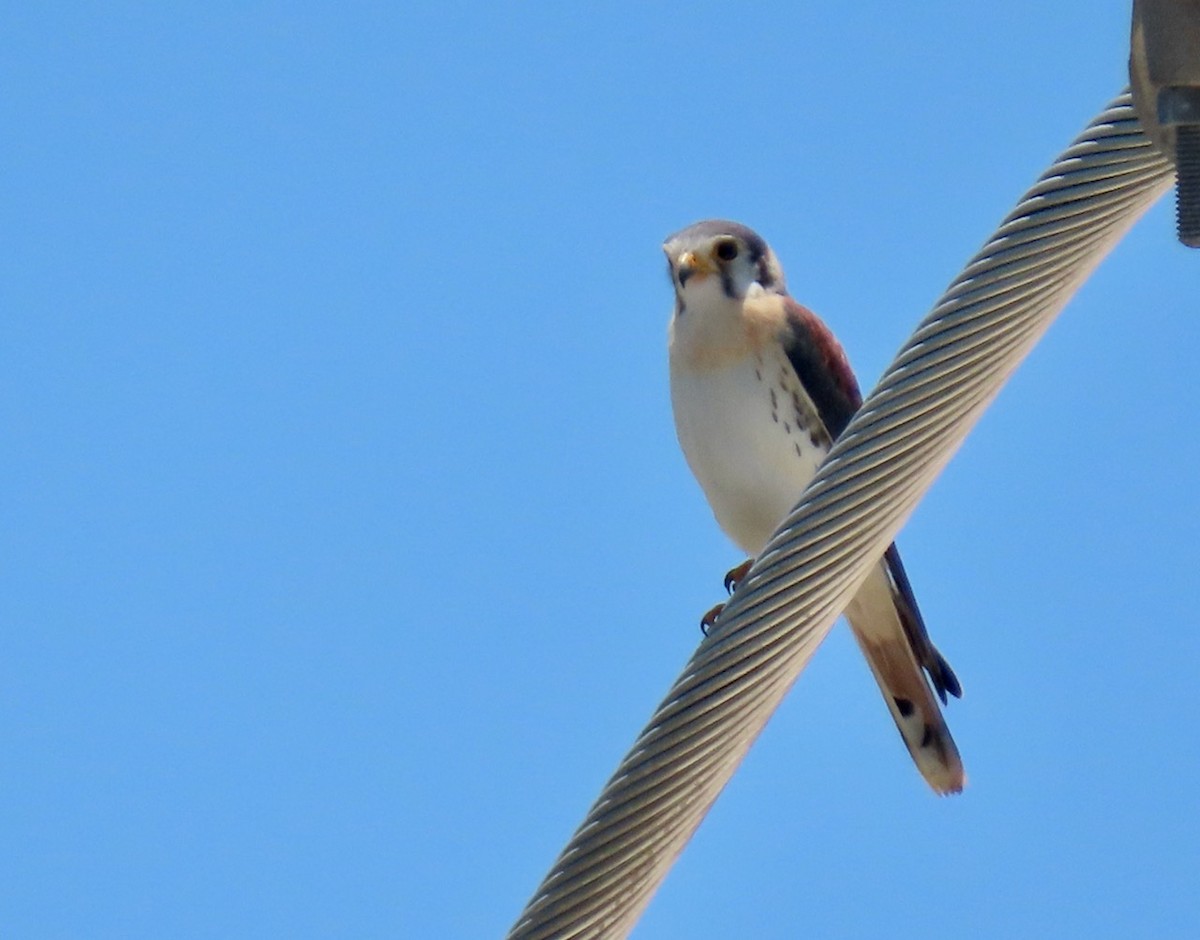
[664,219,965,795]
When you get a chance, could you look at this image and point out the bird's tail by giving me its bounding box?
[843,563,965,795]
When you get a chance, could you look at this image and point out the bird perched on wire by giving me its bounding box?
[664,219,965,795]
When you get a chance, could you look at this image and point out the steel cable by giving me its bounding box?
[507,91,1173,940]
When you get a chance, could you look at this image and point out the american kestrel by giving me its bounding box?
[665,219,965,794]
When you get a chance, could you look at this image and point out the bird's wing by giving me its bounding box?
[882,543,963,703]
[781,296,964,793]
[779,298,861,438]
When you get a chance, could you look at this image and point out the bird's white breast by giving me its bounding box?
[670,338,830,557]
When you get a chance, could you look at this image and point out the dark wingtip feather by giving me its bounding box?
[928,651,963,703]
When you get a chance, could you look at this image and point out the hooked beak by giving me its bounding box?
[675,249,717,287]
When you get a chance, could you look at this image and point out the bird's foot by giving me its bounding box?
[700,601,726,635]
[700,560,755,634]
[723,558,754,594]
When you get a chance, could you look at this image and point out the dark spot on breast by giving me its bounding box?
[809,431,823,447]
[794,443,804,457]
[755,368,762,381]
[782,421,791,433]
[894,697,914,718]
[769,388,778,409]
[921,724,934,748]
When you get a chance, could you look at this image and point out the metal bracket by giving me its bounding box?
[1130,0,1200,246]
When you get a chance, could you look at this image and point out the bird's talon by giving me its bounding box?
[700,602,726,634]
[722,559,754,594]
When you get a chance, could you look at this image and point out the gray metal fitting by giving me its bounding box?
[1130,0,1200,247]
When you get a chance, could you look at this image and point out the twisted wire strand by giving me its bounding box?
[507,91,1173,940]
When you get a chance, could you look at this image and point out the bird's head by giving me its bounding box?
[662,220,787,312]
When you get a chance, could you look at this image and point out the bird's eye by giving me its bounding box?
[714,239,739,262]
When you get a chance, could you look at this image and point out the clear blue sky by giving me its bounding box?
[3,4,1197,938]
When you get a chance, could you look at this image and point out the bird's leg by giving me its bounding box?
[723,558,754,594]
